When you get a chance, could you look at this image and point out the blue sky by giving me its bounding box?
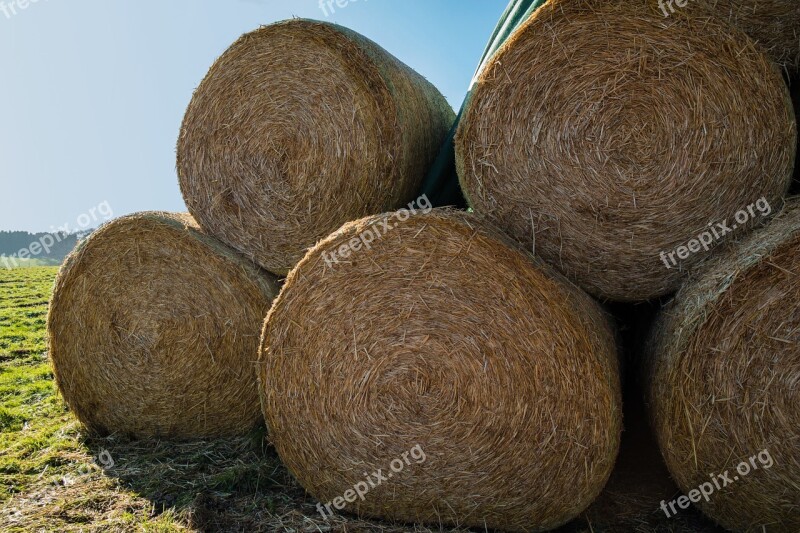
[0,0,507,232]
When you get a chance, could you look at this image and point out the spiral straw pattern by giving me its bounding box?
[456,0,796,301]
[48,212,280,438]
[178,19,454,275]
[260,209,622,531]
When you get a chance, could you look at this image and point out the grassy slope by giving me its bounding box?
[0,267,722,532]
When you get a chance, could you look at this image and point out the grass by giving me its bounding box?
[0,268,723,532]
[0,258,62,269]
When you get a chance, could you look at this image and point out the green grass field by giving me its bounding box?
[0,267,721,532]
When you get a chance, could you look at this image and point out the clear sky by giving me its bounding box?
[1,0,507,232]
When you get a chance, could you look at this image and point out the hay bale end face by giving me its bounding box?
[456,0,796,301]
[47,212,280,439]
[260,209,622,531]
[646,199,800,531]
[178,19,455,276]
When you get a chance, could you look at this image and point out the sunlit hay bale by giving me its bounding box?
[47,212,280,439]
[691,0,800,73]
[455,0,796,302]
[645,198,800,531]
[177,19,455,276]
[259,209,622,532]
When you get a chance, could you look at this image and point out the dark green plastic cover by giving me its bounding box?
[420,0,548,208]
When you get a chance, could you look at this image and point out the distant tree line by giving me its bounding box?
[0,230,89,262]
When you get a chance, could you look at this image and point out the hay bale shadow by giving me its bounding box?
[81,425,308,531]
[79,404,725,532]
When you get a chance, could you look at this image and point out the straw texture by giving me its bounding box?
[694,0,800,73]
[792,78,800,193]
[259,209,622,532]
[48,212,280,439]
[456,0,796,302]
[645,198,800,531]
[178,19,455,275]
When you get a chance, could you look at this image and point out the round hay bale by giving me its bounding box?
[691,0,800,73]
[259,209,622,531]
[645,198,800,531]
[455,0,796,302]
[47,212,280,439]
[177,19,455,276]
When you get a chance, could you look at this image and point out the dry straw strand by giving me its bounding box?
[178,19,455,276]
[259,208,622,532]
[645,198,800,531]
[48,212,280,439]
[456,0,796,301]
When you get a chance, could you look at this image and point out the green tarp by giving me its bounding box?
[420,0,548,208]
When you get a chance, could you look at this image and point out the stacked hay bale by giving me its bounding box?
[259,209,622,531]
[43,5,799,531]
[455,0,796,301]
[645,199,800,531]
[48,212,280,438]
[178,19,455,276]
